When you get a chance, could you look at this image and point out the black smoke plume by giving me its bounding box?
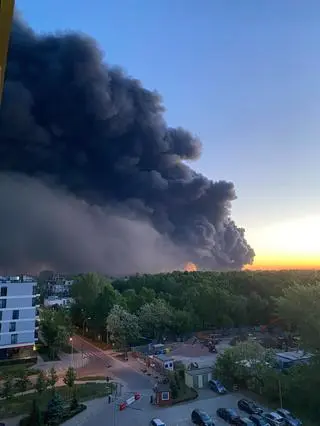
[0,17,255,275]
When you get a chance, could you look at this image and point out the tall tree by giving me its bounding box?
[47,368,58,392]
[46,392,64,426]
[276,282,320,351]
[35,371,48,395]
[138,299,172,340]
[91,283,118,334]
[106,305,140,349]
[171,309,194,337]
[71,273,109,309]
[63,367,76,393]
[214,341,275,388]
[16,370,31,393]
[40,309,71,359]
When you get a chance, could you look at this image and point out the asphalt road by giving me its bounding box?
[73,335,153,391]
[63,391,248,426]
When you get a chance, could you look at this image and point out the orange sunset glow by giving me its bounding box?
[244,215,320,270]
[245,255,320,271]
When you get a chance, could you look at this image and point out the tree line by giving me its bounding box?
[66,270,320,348]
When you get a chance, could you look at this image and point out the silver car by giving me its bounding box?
[262,412,286,426]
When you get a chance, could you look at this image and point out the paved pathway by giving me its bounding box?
[1,337,155,425]
[34,352,89,376]
[73,335,154,390]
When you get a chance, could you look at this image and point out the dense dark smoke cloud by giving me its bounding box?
[0,17,255,275]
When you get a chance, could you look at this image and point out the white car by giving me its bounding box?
[150,418,166,426]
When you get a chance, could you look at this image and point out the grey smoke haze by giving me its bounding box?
[0,174,182,275]
[0,16,255,274]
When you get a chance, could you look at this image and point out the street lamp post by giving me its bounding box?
[112,381,124,426]
[82,316,91,336]
[69,337,74,367]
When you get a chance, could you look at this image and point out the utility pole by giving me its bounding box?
[82,316,91,336]
[278,378,283,409]
[0,0,15,105]
[69,337,74,368]
[113,382,119,426]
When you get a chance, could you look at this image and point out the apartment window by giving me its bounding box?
[0,323,2,333]
[32,285,38,295]
[32,297,40,307]
[0,299,6,309]
[34,329,38,340]
[11,334,18,345]
[12,310,19,320]
[0,287,7,297]
[0,311,2,321]
[9,322,16,332]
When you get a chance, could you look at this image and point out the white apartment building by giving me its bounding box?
[0,275,40,360]
[48,279,73,296]
[44,295,73,308]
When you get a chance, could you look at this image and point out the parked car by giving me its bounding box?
[209,379,227,394]
[276,409,302,426]
[217,408,240,424]
[191,409,215,426]
[238,399,263,415]
[262,412,286,426]
[236,418,255,426]
[249,414,271,426]
[150,419,166,426]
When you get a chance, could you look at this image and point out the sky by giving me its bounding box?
[15,0,320,270]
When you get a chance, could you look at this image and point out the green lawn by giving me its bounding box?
[0,363,40,379]
[0,383,109,418]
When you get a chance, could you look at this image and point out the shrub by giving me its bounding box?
[46,392,64,425]
[16,370,31,393]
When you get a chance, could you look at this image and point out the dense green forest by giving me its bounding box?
[113,270,320,328]
[69,270,320,343]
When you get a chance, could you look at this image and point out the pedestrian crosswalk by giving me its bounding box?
[79,348,113,365]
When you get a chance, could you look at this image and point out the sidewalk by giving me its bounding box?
[34,352,89,376]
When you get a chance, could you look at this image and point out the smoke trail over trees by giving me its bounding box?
[0,17,255,275]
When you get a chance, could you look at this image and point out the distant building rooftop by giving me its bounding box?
[185,367,213,376]
[155,382,170,392]
[276,350,312,361]
[0,275,36,283]
[154,354,174,362]
[152,344,165,349]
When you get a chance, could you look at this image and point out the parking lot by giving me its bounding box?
[116,392,258,426]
